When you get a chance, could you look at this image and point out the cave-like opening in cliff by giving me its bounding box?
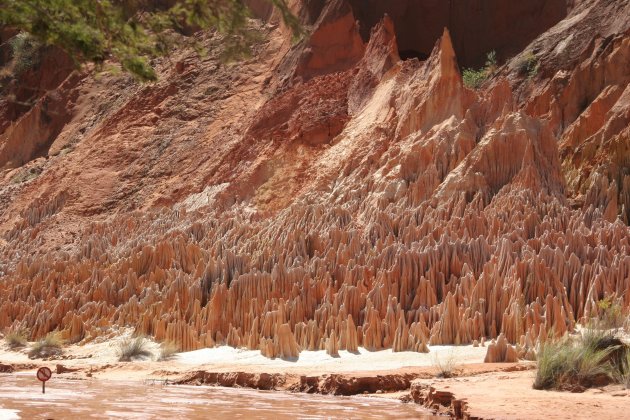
[348,0,568,68]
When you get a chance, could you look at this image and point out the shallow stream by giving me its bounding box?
[0,374,437,419]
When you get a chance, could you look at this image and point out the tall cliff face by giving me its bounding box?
[0,0,629,356]
[347,0,568,67]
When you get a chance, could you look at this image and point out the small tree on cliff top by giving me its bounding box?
[0,0,301,82]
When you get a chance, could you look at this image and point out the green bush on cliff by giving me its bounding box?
[462,51,497,89]
[0,0,301,82]
[516,51,539,79]
[9,32,41,74]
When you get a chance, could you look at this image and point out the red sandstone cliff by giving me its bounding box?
[0,0,629,357]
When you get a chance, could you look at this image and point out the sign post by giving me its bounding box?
[36,367,52,394]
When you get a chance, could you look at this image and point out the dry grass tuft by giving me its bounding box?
[117,336,153,362]
[432,351,457,378]
[157,341,179,361]
[28,332,63,359]
[4,329,28,349]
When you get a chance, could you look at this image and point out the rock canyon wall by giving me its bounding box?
[0,0,629,359]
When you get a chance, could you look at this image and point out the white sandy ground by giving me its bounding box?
[0,329,488,376]
[176,345,488,372]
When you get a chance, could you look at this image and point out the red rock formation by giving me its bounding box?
[0,0,629,360]
[293,0,364,82]
[484,334,518,363]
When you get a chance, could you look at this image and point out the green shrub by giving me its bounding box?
[117,336,153,362]
[484,51,498,72]
[462,68,487,89]
[4,329,28,349]
[28,332,63,359]
[0,1,302,82]
[533,328,629,391]
[462,51,497,89]
[9,33,41,75]
[517,52,539,79]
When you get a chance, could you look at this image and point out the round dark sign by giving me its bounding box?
[36,367,52,382]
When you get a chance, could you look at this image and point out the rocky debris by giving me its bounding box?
[0,0,629,362]
[56,364,80,374]
[0,363,15,373]
[175,370,289,390]
[410,382,469,418]
[173,371,287,390]
[298,373,413,396]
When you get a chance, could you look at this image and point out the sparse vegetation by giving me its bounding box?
[10,166,42,184]
[618,350,630,389]
[117,336,153,362]
[9,32,41,75]
[462,68,486,90]
[28,332,63,359]
[534,327,629,392]
[594,295,626,331]
[0,0,301,82]
[517,52,539,79]
[432,352,457,378]
[462,51,498,89]
[534,335,613,391]
[4,329,28,349]
[157,341,179,361]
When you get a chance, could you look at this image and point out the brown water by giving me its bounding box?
[0,374,437,419]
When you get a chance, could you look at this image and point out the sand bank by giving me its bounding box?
[1,336,628,419]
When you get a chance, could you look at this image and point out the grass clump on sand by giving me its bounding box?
[534,295,630,391]
[157,341,179,361]
[118,336,153,362]
[4,329,28,349]
[534,329,628,392]
[432,352,457,379]
[619,350,630,389]
[28,332,63,359]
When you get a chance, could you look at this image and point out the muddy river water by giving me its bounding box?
[0,374,437,419]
